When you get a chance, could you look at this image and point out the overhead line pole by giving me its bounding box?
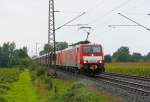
[48,0,86,76]
[118,13,150,31]
[48,0,56,76]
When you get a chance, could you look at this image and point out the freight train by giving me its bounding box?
[35,42,105,75]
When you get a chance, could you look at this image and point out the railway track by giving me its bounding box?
[103,72,150,82]
[97,72,150,97]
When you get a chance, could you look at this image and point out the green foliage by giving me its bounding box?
[0,84,10,94]
[39,42,68,55]
[49,82,101,102]
[36,67,46,77]
[112,46,130,62]
[0,42,16,67]
[4,70,38,102]
[0,42,30,67]
[71,83,85,90]
[0,68,20,101]
[0,69,20,83]
[44,77,53,90]
[146,52,150,61]
[104,55,112,63]
[63,83,101,102]
[0,96,7,102]
[131,52,142,62]
[39,44,52,55]
[56,42,68,51]
[106,46,150,62]
[34,73,121,102]
[17,57,32,68]
[29,63,48,81]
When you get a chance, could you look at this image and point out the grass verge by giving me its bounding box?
[3,70,38,102]
[35,76,124,102]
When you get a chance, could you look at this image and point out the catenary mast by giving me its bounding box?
[48,0,56,75]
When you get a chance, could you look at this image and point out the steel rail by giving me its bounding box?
[96,72,150,97]
[99,75,150,91]
[103,72,150,82]
[97,78,150,96]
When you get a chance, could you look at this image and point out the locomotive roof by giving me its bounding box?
[37,43,102,58]
[59,43,102,52]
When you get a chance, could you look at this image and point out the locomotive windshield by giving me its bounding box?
[83,46,102,53]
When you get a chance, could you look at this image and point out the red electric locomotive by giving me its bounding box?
[36,41,105,75]
[56,42,105,75]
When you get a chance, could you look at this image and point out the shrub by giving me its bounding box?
[0,96,7,102]
[36,69,45,77]
[0,84,10,94]
[61,83,101,102]
[71,83,85,90]
[44,77,53,89]
[0,69,20,83]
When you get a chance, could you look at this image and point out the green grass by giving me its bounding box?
[35,77,123,102]
[0,68,20,100]
[35,77,73,102]
[0,67,124,102]
[0,68,20,83]
[3,70,38,102]
[105,62,150,77]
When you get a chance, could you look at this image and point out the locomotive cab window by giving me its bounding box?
[83,46,102,53]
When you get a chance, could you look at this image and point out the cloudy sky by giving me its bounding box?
[0,0,150,56]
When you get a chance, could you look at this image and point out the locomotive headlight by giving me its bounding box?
[98,60,102,63]
[84,60,88,63]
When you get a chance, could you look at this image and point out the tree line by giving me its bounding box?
[0,42,30,67]
[105,46,150,62]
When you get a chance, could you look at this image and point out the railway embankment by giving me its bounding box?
[55,68,150,102]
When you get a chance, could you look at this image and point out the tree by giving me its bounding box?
[9,42,16,66]
[146,52,150,61]
[131,52,142,62]
[13,47,29,65]
[0,47,2,66]
[112,46,131,62]
[56,42,68,51]
[39,44,52,56]
[104,55,112,63]
[39,42,68,55]
[0,42,30,67]
[0,42,16,67]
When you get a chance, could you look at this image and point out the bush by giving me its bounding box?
[18,57,32,68]
[36,68,46,77]
[104,55,112,63]
[0,84,10,94]
[29,64,47,81]
[0,69,20,83]
[71,83,85,90]
[0,96,7,102]
[44,77,53,89]
[61,83,101,102]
